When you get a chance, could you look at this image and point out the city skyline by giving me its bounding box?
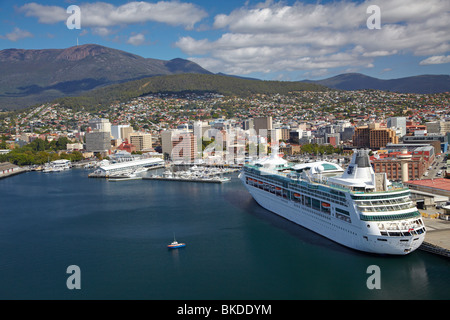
[0,0,449,81]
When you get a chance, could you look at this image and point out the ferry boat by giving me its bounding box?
[43,159,71,172]
[239,148,426,255]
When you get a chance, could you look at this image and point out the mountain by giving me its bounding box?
[0,44,211,110]
[305,73,450,94]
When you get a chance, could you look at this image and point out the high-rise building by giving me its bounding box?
[86,118,111,153]
[353,123,398,149]
[253,116,273,135]
[387,117,406,137]
[426,121,450,135]
[88,118,111,133]
[129,132,152,152]
[243,119,254,131]
[161,130,195,161]
[111,124,132,141]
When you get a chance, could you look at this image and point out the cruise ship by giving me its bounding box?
[239,148,426,255]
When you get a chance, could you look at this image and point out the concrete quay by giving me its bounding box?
[0,162,27,179]
[420,216,450,258]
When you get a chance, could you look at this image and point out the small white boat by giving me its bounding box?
[167,234,185,249]
[108,173,142,182]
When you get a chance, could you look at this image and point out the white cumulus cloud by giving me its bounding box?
[0,27,33,41]
[176,0,450,77]
[127,33,146,46]
[419,55,450,65]
[19,1,208,30]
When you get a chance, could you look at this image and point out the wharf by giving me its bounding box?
[0,162,27,179]
[420,216,450,258]
[142,176,227,183]
[88,165,165,178]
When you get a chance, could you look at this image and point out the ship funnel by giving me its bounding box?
[355,149,371,168]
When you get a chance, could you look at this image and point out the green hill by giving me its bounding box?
[54,73,329,112]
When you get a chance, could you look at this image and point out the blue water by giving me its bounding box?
[0,169,449,300]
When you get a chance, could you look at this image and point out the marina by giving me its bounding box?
[143,175,230,183]
[145,165,236,183]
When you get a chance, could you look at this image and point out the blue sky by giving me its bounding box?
[1,0,449,80]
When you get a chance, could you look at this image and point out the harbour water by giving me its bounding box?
[0,169,449,300]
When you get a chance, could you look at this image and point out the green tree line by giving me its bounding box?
[0,137,83,166]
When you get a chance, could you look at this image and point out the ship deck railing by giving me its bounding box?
[245,165,409,197]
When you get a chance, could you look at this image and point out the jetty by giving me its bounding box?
[142,176,228,183]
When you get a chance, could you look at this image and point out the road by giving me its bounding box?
[422,153,448,179]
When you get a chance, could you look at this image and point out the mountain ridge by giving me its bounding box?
[0,43,448,111]
[304,73,450,94]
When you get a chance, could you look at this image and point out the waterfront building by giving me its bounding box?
[93,158,164,177]
[405,178,450,199]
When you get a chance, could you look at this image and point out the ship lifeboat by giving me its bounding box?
[294,193,301,198]
[275,187,282,191]
[258,181,263,184]
[322,202,330,208]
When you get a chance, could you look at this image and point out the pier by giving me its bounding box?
[142,176,227,183]
[88,164,165,178]
[0,162,27,179]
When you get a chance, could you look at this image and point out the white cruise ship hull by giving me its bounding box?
[242,176,425,255]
